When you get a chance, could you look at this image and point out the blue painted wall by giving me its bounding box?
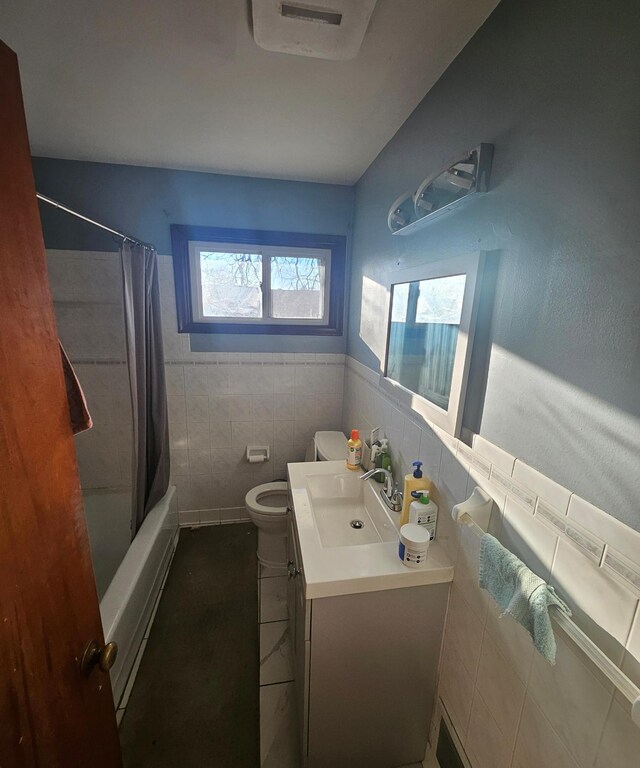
[346,0,640,527]
[33,158,354,353]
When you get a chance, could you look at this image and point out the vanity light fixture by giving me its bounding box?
[387,143,494,235]
[415,196,434,213]
[444,167,475,189]
[387,190,414,233]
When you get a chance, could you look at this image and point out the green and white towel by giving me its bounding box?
[479,533,571,664]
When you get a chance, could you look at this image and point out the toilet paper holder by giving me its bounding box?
[247,445,270,464]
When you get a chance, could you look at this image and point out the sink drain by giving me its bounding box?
[350,519,365,529]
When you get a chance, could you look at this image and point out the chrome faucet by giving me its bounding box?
[359,467,403,513]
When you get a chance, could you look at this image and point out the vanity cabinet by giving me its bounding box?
[287,515,449,768]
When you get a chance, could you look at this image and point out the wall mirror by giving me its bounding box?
[380,253,485,436]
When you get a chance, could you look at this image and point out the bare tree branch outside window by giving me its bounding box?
[198,250,324,320]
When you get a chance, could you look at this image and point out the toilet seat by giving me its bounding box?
[245,481,289,516]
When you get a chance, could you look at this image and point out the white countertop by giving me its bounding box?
[287,460,454,600]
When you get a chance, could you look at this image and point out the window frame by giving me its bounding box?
[171,225,346,336]
[379,252,485,437]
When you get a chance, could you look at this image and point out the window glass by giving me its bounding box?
[270,255,324,319]
[199,251,262,318]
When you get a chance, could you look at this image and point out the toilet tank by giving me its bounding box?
[314,431,347,461]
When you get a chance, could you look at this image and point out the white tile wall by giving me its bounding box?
[55,303,127,360]
[48,250,133,492]
[341,354,640,768]
[484,600,534,685]
[438,634,475,737]
[594,698,640,768]
[512,459,572,514]
[166,358,343,515]
[551,539,639,649]
[512,695,579,768]
[475,630,526,746]
[527,632,613,768]
[466,691,512,768]
[472,434,516,475]
[567,493,640,567]
[500,496,558,581]
[444,585,485,678]
[453,525,489,624]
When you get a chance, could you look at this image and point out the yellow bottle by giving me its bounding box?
[400,461,431,526]
[346,429,363,470]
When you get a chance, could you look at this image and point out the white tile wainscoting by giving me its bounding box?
[342,355,640,768]
[72,362,133,490]
[165,355,344,523]
[47,250,134,492]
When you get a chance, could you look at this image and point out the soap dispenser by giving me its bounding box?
[408,490,438,540]
[372,438,391,483]
[400,461,430,526]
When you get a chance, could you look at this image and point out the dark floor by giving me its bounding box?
[120,524,259,768]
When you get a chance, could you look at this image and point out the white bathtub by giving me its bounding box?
[83,489,133,600]
[85,485,179,706]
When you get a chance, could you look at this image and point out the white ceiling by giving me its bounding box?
[2,0,499,184]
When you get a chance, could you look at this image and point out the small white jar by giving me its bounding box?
[398,524,430,568]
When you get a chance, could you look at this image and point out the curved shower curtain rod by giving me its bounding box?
[36,192,156,250]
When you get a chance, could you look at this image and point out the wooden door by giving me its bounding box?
[0,41,122,766]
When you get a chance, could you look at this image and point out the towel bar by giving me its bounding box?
[453,492,640,728]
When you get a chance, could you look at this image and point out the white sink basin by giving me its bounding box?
[306,471,398,548]
[287,460,454,599]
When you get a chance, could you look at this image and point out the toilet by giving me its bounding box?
[245,431,347,567]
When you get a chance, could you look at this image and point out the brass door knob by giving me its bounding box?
[80,639,118,676]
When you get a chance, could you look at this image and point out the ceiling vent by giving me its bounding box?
[252,0,378,60]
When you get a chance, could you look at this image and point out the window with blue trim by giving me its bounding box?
[170,225,346,336]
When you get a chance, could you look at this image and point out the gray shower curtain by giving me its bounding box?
[121,242,170,536]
